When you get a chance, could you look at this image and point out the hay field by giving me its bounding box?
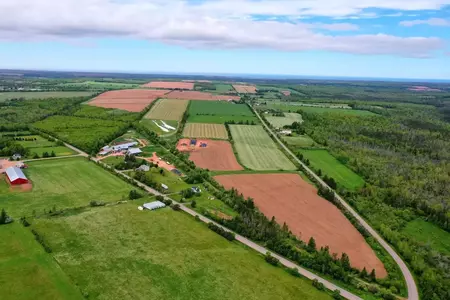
[188,100,258,124]
[0,91,93,102]
[30,204,332,300]
[265,113,303,128]
[145,99,188,121]
[183,123,228,139]
[230,125,296,170]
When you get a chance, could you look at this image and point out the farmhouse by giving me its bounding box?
[127,148,142,156]
[143,201,166,211]
[5,166,29,185]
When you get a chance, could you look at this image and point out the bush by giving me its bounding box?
[162,199,172,206]
[312,279,325,291]
[191,200,197,208]
[155,195,164,202]
[207,222,235,241]
[89,201,106,207]
[332,290,342,300]
[264,252,279,266]
[289,267,301,277]
[31,229,52,253]
[171,204,181,211]
[195,215,201,222]
[129,190,143,200]
[0,209,12,225]
[20,217,30,227]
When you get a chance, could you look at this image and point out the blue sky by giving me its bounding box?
[0,0,449,79]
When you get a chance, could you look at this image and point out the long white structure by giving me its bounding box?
[143,201,166,211]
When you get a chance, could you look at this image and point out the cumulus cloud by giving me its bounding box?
[0,0,447,58]
[400,18,450,27]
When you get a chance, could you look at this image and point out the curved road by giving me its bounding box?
[253,108,419,300]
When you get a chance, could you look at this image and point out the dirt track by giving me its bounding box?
[177,139,243,171]
[215,173,387,277]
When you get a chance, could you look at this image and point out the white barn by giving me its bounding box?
[143,201,166,211]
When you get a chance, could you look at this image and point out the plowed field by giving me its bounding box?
[214,173,387,278]
[183,123,228,139]
[233,85,257,94]
[165,91,240,101]
[142,81,194,90]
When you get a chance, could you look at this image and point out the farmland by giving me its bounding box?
[141,119,178,135]
[0,157,134,217]
[233,85,257,94]
[33,116,129,153]
[187,101,258,124]
[263,103,375,116]
[16,135,76,158]
[74,105,139,122]
[0,91,93,102]
[88,89,169,112]
[145,99,188,121]
[265,113,303,128]
[230,125,296,170]
[183,123,228,139]
[0,223,83,300]
[282,135,316,148]
[177,139,243,171]
[214,83,234,93]
[30,204,332,300]
[298,149,365,191]
[215,173,387,277]
[165,91,240,101]
[60,81,139,89]
[143,81,194,90]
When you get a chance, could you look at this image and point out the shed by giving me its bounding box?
[143,201,166,211]
[12,153,22,160]
[5,166,29,185]
[137,165,150,172]
[161,184,169,190]
[127,148,142,155]
[112,142,138,151]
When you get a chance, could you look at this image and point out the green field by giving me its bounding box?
[402,219,450,256]
[264,103,375,116]
[30,204,331,300]
[60,81,139,89]
[214,83,234,93]
[230,125,296,171]
[141,119,178,135]
[75,105,138,122]
[188,101,258,124]
[265,113,303,128]
[0,91,93,102]
[298,149,365,190]
[0,157,134,217]
[282,135,316,148]
[16,135,76,158]
[0,223,83,300]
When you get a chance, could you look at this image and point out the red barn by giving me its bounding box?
[5,166,29,185]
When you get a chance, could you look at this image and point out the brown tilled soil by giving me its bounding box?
[281,90,291,96]
[232,85,257,94]
[164,91,240,101]
[142,81,194,90]
[177,139,243,171]
[214,173,387,278]
[88,89,170,112]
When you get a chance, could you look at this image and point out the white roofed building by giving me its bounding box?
[143,201,166,211]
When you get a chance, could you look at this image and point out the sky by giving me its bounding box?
[0,0,449,80]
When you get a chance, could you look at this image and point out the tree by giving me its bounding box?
[369,269,377,282]
[129,190,142,200]
[340,253,351,271]
[0,209,11,225]
[307,237,316,253]
[332,290,342,299]
[191,200,197,208]
[50,151,56,157]
[360,267,368,278]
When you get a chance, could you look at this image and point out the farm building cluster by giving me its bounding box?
[99,141,142,156]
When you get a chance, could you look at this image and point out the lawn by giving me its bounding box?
[0,223,83,300]
[282,135,316,148]
[298,149,365,190]
[30,204,331,300]
[183,123,228,139]
[0,91,93,102]
[145,99,189,121]
[188,101,258,124]
[0,157,135,217]
[230,125,296,171]
[16,135,76,158]
[265,113,303,128]
[402,219,450,256]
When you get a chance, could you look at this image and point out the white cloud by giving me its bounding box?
[400,18,450,26]
[0,0,447,58]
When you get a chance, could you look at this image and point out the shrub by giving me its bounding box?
[171,204,181,211]
[312,279,325,291]
[162,199,172,206]
[289,267,301,277]
[332,290,342,299]
[207,222,235,241]
[90,201,106,207]
[191,200,197,208]
[264,252,279,266]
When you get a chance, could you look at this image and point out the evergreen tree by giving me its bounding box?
[360,267,368,278]
[307,237,317,253]
[340,253,351,271]
[369,269,376,282]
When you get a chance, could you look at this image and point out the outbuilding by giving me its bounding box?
[5,166,29,185]
[127,148,142,156]
[143,201,166,211]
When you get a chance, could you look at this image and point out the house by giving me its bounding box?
[127,148,142,156]
[137,165,150,172]
[111,142,138,152]
[280,129,292,135]
[143,201,166,211]
[161,184,169,190]
[12,153,22,160]
[5,166,29,185]
[191,186,201,193]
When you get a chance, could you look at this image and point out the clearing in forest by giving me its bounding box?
[214,173,387,278]
[298,149,365,191]
[144,99,188,121]
[233,85,257,94]
[265,113,303,128]
[183,123,228,139]
[29,204,332,300]
[229,125,296,170]
[177,139,243,171]
[188,100,258,124]
[142,81,194,90]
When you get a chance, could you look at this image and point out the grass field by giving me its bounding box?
[0,157,134,217]
[16,135,76,158]
[282,135,316,148]
[145,99,189,121]
[265,113,303,128]
[230,125,296,170]
[187,101,258,124]
[60,81,139,89]
[141,119,178,135]
[264,103,375,116]
[30,204,331,300]
[0,91,93,102]
[214,83,234,93]
[402,219,450,256]
[298,149,365,190]
[183,123,228,139]
[0,223,83,300]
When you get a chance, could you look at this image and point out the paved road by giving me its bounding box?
[253,108,419,300]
